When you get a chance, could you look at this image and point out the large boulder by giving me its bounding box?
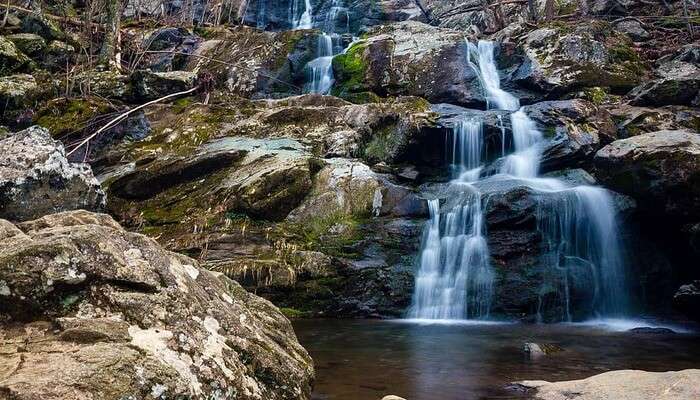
[0,126,105,221]
[608,104,700,138]
[332,21,483,107]
[0,74,39,121]
[594,130,700,219]
[185,26,320,98]
[629,53,700,107]
[514,369,700,400]
[522,99,617,172]
[0,210,314,399]
[511,22,647,95]
[287,157,427,222]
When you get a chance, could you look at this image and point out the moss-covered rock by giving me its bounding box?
[0,74,38,111]
[33,96,114,139]
[6,33,46,56]
[629,58,700,107]
[0,36,32,75]
[332,21,486,107]
[0,210,314,399]
[512,21,648,95]
[185,26,318,98]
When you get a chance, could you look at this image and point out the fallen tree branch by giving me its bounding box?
[3,4,102,29]
[66,86,199,157]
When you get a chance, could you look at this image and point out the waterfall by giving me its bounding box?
[301,0,351,94]
[305,34,335,94]
[292,0,313,29]
[409,40,629,321]
[408,116,495,320]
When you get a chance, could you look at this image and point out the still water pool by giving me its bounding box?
[293,319,700,400]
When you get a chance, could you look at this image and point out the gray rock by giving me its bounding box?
[512,23,646,95]
[594,130,700,219]
[523,342,563,358]
[0,74,38,110]
[523,99,617,172]
[614,19,650,42]
[629,60,700,107]
[0,126,106,221]
[0,210,314,399]
[332,21,484,107]
[287,158,427,221]
[674,280,700,320]
[514,369,700,400]
[132,70,198,100]
[0,36,32,74]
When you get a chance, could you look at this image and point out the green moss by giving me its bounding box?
[280,212,367,258]
[279,307,311,319]
[363,123,399,163]
[34,97,113,138]
[172,96,196,114]
[331,41,369,98]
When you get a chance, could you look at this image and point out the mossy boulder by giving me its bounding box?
[512,22,648,95]
[0,74,38,112]
[629,56,700,107]
[332,21,485,107]
[0,36,32,75]
[34,96,114,139]
[74,69,132,99]
[185,26,318,98]
[6,33,46,56]
[20,13,66,41]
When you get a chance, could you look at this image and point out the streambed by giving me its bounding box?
[293,319,700,400]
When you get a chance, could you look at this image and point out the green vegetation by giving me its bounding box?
[331,41,369,98]
[34,97,113,138]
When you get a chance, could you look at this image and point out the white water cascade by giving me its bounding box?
[305,33,335,94]
[409,40,629,321]
[408,118,495,320]
[300,0,352,94]
[292,0,313,29]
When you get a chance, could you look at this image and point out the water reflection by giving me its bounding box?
[294,319,700,400]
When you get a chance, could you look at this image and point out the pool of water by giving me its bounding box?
[293,319,700,400]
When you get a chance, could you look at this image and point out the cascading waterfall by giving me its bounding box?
[409,40,629,321]
[292,0,313,29]
[305,33,335,94]
[408,118,495,320]
[300,0,352,94]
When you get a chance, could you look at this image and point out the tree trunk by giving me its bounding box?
[99,0,121,68]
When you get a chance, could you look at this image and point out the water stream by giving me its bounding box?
[409,40,630,322]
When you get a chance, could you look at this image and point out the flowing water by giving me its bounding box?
[305,33,336,94]
[409,40,630,321]
[294,319,700,400]
[292,0,313,29]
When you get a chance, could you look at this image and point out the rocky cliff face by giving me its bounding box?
[1,0,698,323]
